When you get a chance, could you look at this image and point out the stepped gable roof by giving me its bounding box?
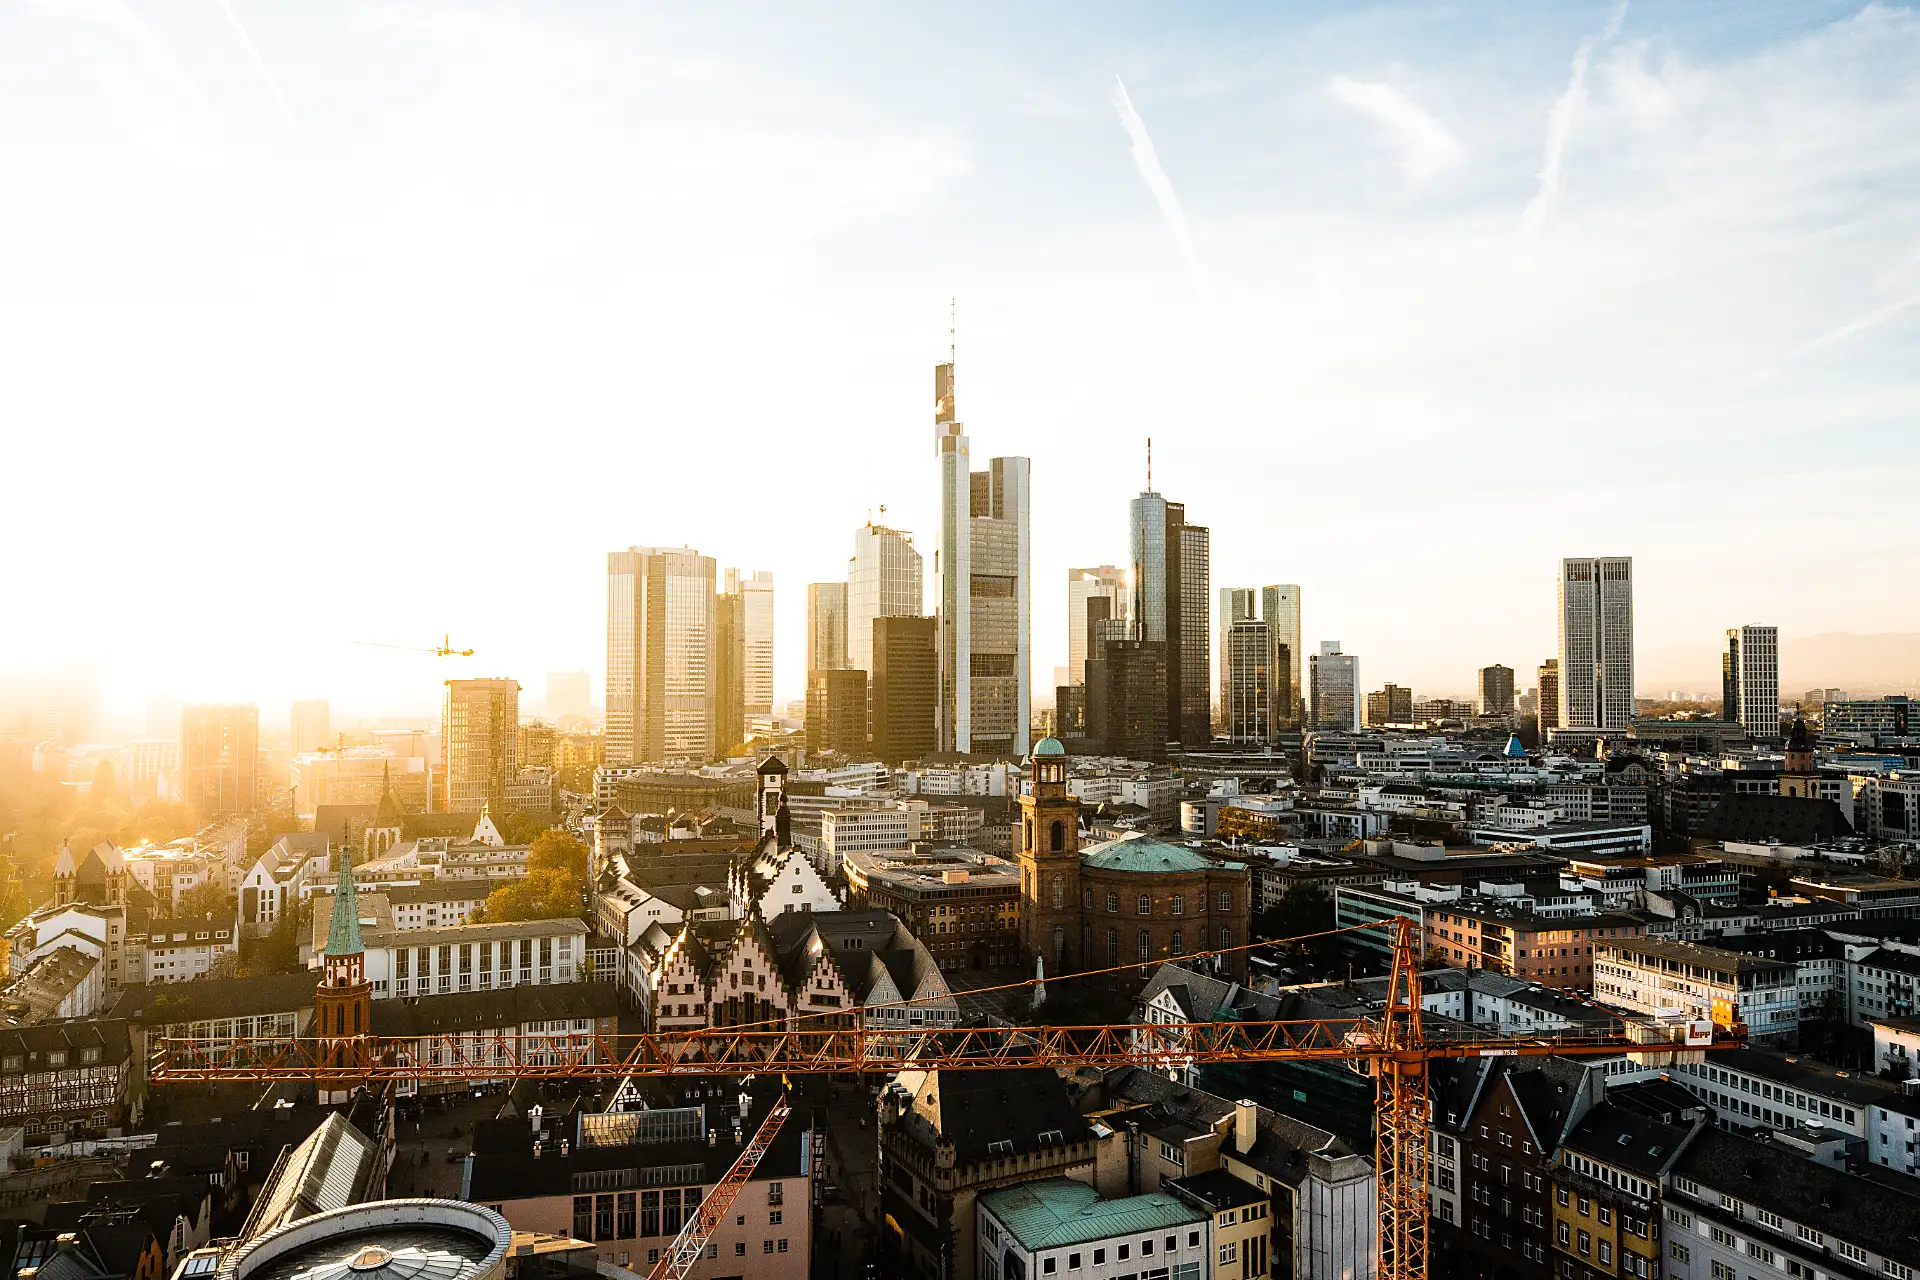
[1698,793,1852,844]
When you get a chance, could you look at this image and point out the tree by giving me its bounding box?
[474,868,582,924]
[177,879,236,919]
[527,830,588,885]
[499,811,559,845]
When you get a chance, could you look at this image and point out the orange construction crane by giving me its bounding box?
[151,920,1738,1280]
[353,634,475,657]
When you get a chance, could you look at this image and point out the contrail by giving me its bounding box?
[1112,76,1208,297]
[1796,291,1920,356]
[216,0,295,125]
[1520,1,1627,255]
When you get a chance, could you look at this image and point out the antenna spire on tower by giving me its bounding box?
[1147,437,1153,491]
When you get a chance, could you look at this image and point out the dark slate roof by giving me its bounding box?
[385,881,492,906]
[1853,948,1920,979]
[911,1068,1094,1165]
[466,1081,803,1202]
[1559,1100,1698,1180]
[109,973,318,1025]
[369,982,620,1038]
[1166,1168,1266,1211]
[1603,1079,1713,1126]
[1697,793,1853,843]
[1504,1058,1595,1150]
[1676,1125,1920,1260]
[0,1018,131,1066]
[313,805,378,846]
[1705,929,1846,962]
[1430,1058,1492,1133]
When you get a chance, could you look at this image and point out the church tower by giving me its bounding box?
[315,852,373,1104]
[1780,715,1819,799]
[1018,738,1082,972]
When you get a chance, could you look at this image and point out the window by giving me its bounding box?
[573,1197,592,1241]
[1887,1263,1914,1280]
[1670,1243,1691,1265]
[1756,1209,1782,1230]
[769,1211,782,1225]
[1668,1209,1692,1228]
[1557,1224,1570,1247]
[1093,1251,1105,1266]
[1219,890,1232,912]
[1068,1253,1081,1270]
[1138,894,1152,915]
[1836,1243,1868,1265]
[1042,1260,1057,1276]
[1599,1207,1612,1226]
[1599,1242,1612,1265]
[1578,1231,1591,1256]
[1107,893,1118,912]
[1557,1189,1570,1207]
[1139,931,1150,961]
[1171,894,1184,916]
[1218,1243,1237,1265]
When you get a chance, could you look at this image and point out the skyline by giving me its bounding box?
[3,3,1919,717]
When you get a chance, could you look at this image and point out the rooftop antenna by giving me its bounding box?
[1147,436,1152,491]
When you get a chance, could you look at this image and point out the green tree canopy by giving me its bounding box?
[474,868,582,924]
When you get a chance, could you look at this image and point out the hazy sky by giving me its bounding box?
[4,1,1918,722]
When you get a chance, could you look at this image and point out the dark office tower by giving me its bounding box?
[714,588,746,756]
[1128,490,1210,748]
[1537,659,1561,734]
[806,668,869,756]
[182,703,260,818]
[871,616,939,764]
[1479,665,1516,718]
[1223,621,1273,743]
[1086,638,1171,764]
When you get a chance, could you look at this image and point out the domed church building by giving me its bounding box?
[1016,738,1250,987]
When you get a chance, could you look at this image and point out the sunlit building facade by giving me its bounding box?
[442,678,519,814]
[1557,557,1635,731]
[606,546,717,764]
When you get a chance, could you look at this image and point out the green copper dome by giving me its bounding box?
[1032,737,1067,758]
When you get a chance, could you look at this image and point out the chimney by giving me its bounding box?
[1235,1100,1257,1155]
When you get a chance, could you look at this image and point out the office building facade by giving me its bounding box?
[1478,665,1515,718]
[1310,641,1360,731]
[848,524,923,683]
[606,546,717,764]
[1223,620,1274,744]
[442,678,520,814]
[1557,557,1634,730]
[1128,491,1210,747]
[290,699,330,759]
[1722,625,1780,740]
[934,361,1030,757]
[1538,659,1560,732]
[871,615,939,764]
[806,668,869,757]
[181,703,260,818]
[1067,566,1129,687]
[806,582,848,675]
[713,586,745,756]
[735,569,775,716]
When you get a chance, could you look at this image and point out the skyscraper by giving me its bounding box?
[1218,587,1257,721]
[870,615,939,764]
[1478,665,1516,718]
[934,361,1030,757]
[181,703,260,818]
[806,582,849,675]
[1068,567,1129,688]
[1537,659,1561,733]
[848,524,924,681]
[1129,491,1210,747]
[1262,585,1303,727]
[1365,683,1412,727]
[736,570,775,717]
[1723,625,1781,739]
[714,585,745,756]
[606,546,717,764]
[806,668,868,756]
[290,699,331,758]
[1557,557,1635,730]
[1310,641,1360,731]
[442,678,519,814]
[1223,620,1273,743]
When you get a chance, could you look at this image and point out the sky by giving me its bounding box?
[3,1,1918,723]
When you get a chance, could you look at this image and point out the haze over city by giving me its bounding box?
[4,2,1919,720]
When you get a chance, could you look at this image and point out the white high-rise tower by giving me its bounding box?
[934,356,1030,757]
[1557,556,1635,731]
[1723,625,1780,740]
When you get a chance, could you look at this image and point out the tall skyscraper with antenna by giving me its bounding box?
[1129,441,1211,748]
[934,328,1030,758]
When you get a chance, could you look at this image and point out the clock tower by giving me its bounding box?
[1018,737,1082,972]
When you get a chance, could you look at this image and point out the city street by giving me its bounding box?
[812,1081,885,1280]
[385,1090,504,1200]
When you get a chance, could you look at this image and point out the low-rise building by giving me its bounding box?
[1425,901,1643,991]
[305,912,586,999]
[841,844,1021,973]
[1845,946,1920,1029]
[975,1178,1211,1280]
[1664,1046,1882,1140]
[0,1018,133,1144]
[1593,938,1798,1044]
[125,910,238,984]
[1548,1102,1701,1280]
[1663,1127,1920,1280]
[370,981,620,1097]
